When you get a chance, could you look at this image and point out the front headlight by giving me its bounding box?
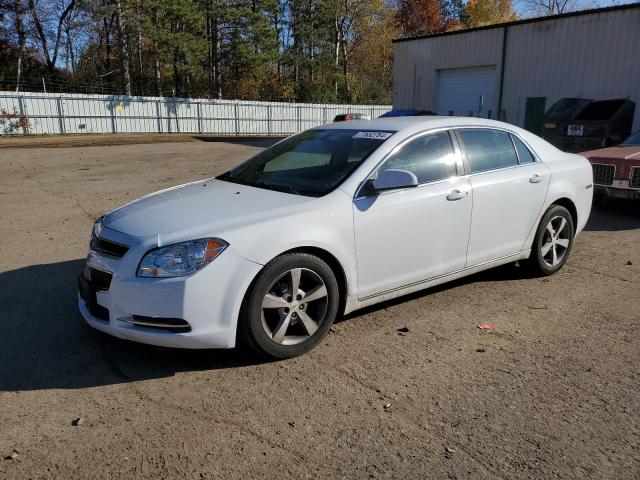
[137,238,228,278]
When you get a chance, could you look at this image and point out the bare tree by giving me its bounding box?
[205,1,222,99]
[134,0,144,94]
[28,0,77,71]
[113,0,131,95]
[333,0,373,96]
[151,9,162,96]
[516,0,591,15]
[14,0,26,91]
[62,5,84,71]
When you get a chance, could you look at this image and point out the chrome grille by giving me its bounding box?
[87,267,113,292]
[591,164,614,186]
[630,167,640,189]
[90,235,129,258]
[78,267,112,322]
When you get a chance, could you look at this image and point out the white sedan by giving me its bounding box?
[79,117,593,358]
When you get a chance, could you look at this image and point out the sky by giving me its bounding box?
[512,0,638,17]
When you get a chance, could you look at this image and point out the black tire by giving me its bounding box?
[238,253,340,359]
[526,204,575,276]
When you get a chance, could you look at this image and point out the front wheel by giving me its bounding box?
[526,205,575,276]
[238,253,340,359]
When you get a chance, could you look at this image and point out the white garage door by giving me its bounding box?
[437,67,497,118]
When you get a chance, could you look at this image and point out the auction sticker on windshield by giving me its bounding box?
[352,131,393,140]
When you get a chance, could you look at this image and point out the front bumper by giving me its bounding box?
[78,228,263,349]
[595,185,640,200]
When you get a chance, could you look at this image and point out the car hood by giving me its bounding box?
[580,146,640,160]
[102,179,312,238]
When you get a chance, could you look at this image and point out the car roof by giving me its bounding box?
[316,116,515,132]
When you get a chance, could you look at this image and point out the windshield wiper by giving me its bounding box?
[218,172,258,188]
[219,173,306,195]
[260,180,306,196]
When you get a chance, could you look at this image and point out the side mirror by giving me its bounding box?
[371,169,418,192]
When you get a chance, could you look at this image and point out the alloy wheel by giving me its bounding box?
[541,215,571,268]
[260,268,329,345]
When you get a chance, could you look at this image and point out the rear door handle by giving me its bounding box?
[530,174,543,184]
[446,190,468,201]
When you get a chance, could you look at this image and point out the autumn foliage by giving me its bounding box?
[464,0,517,27]
[1,0,516,103]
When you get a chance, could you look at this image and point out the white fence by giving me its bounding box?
[0,91,390,136]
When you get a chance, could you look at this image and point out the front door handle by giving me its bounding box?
[530,174,543,184]
[446,190,468,201]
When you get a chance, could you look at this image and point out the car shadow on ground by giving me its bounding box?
[0,259,270,393]
[3,201,637,392]
[584,198,640,232]
[339,262,535,324]
[192,136,284,148]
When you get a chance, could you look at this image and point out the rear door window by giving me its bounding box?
[511,134,536,164]
[458,129,519,173]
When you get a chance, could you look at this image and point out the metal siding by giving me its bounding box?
[0,92,391,135]
[502,9,640,131]
[394,7,640,131]
[393,29,503,113]
[436,67,497,116]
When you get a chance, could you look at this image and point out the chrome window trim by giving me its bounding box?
[463,160,541,178]
[354,127,464,199]
[373,176,457,198]
[591,163,616,186]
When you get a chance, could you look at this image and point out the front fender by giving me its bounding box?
[219,191,359,302]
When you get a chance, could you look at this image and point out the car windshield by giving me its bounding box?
[217,129,393,197]
[622,130,640,146]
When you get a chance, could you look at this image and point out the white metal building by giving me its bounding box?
[392,3,640,134]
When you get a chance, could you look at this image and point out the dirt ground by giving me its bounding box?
[0,133,279,149]
[0,137,639,480]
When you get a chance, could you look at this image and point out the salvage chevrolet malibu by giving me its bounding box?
[79,117,593,358]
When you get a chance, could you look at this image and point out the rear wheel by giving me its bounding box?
[238,253,339,359]
[526,205,575,276]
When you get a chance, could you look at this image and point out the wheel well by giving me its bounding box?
[281,247,348,314]
[551,197,578,231]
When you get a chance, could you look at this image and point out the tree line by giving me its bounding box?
[0,0,567,103]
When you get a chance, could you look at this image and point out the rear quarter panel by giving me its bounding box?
[522,149,593,250]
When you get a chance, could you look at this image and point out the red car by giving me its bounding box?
[581,130,640,200]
